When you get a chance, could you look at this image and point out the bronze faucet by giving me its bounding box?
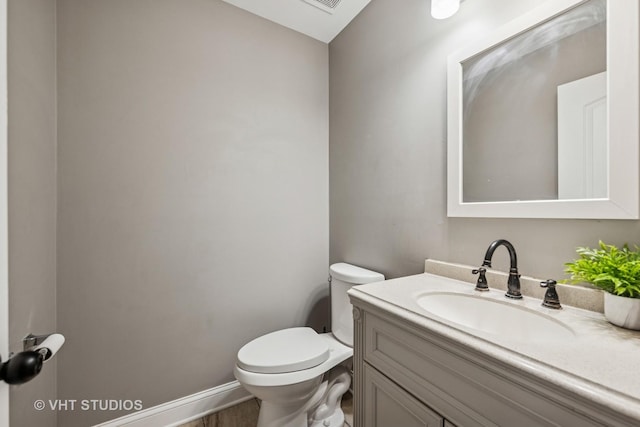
[474,239,522,299]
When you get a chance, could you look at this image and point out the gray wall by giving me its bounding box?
[56,1,328,426]
[8,0,57,426]
[329,0,640,280]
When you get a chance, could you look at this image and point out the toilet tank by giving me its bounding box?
[330,263,384,346]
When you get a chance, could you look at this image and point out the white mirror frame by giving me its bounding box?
[447,0,639,219]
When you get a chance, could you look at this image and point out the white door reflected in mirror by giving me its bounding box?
[558,72,607,200]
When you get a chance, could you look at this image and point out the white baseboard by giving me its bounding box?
[94,381,252,427]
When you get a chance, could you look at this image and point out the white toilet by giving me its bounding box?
[234,263,385,427]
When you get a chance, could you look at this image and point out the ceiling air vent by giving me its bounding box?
[302,0,343,15]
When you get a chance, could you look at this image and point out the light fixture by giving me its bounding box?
[431,0,461,19]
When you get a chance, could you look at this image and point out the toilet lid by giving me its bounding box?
[237,327,330,374]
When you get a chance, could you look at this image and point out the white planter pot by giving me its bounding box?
[604,292,640,330]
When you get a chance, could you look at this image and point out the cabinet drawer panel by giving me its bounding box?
[364,362,444,427]
[363,311,604,427]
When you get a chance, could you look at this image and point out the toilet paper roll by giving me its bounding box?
[34,334,65,361]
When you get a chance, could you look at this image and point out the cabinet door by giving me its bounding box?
[363,363,443,427]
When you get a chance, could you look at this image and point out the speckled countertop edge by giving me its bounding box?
[349,265,640,423]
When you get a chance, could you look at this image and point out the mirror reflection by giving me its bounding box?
[462,0,606,203]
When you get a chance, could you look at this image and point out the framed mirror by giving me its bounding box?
[447,0,639,218]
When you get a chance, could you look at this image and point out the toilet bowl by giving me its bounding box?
[234,330,352,427]
[234,263,384,427]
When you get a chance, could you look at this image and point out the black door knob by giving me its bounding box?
[0,351,44,385]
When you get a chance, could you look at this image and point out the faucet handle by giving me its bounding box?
[472,267,489,292]
[540,279,557,288]
[540,279,562,309]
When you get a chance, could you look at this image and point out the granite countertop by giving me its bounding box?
[348,270,640,422]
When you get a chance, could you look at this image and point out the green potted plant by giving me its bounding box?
[565,241,640,330]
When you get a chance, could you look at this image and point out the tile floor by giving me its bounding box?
[178,391,353,427]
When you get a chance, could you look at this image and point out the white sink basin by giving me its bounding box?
[416,292,575,342]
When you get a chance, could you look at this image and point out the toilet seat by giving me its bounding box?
[234,332,352,387]
[237,327,330,374]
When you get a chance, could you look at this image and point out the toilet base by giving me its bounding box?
[257,401,311,427]
[309,408,345,427]
[253,366,351,427]
[309,366,350,427]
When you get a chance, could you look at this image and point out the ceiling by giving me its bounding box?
[221,0,372,43]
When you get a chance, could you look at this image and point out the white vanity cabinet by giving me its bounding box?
[350,299,639,427]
